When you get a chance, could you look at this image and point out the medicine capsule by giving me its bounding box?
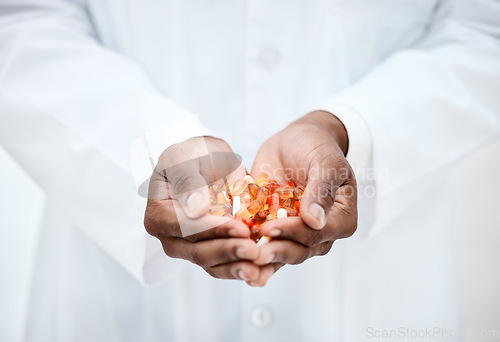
[235,200,264,219]
[253,210,267,225]
[275,186,294,201]
[209,203,232,216]
[271,193,280,207]
[217,191,231,205]
[255,186,270,202]
[229,178,248,197]
[293,186,304,200]
[265,181,279,194]
[250,225,261,242]
[255,173,269,187]
[209,184,219,203]
[248,183,259,199]
[239,191,253,207]
[268,204,281,218]
[243,175,255,184]
[281,197,296,210]
[243,218,254,228]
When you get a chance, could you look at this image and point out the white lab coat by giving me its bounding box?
[1,0,499,341]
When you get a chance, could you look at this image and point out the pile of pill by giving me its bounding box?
[208,173,303,245]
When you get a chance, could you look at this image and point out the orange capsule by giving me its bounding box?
[247,200,264,215]
[255,173,269,187]
[239,191,253,207]
[255,186,270,202]
[285,208,298,217]
[284,181,295,188]
[271,193,280,207]
[250,225,261,242]
[229,178,249,197]
[282,197,296,210]
[209,184,219,204]
[235,200,264,219]
[248,183,259,199]
[269,204,281,218]
[293,186,304,200]
[265,181,279,194]
[243,175,255,184]
[253,211,267,225]
[243,218,254,227]
[295,200,301,214]
[209,203,232,216]
[216,191,231,205]
[275,186,294,200]
[266,214,276,222]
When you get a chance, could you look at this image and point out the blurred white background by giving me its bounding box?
[0,141,499,341]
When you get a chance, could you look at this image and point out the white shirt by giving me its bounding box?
[0,0,499,341]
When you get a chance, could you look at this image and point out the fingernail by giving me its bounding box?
[237,269,249,281]
[309,203,326,228]
[228,229,239,237]
[236,247,246,259]
[187,192,203,215]
[269,229,281,237]
[265,253,275,264]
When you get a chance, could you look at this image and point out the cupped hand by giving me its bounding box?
[248,111,358,286]
[144,136,265,281]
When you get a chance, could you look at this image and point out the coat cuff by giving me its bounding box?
[311,102,376,239]
[313,103,372,174]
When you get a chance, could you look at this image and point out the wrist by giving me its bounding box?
[293,111,349,155]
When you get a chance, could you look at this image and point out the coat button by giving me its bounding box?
[258,48,281,69]
[250,307,272,328]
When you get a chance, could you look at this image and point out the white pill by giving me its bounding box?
[256,236,271,247]
[232,195,241,216]
[277,208,287,219]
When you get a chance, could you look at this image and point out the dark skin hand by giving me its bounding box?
[144,137,268,282]
[248,110,358,286]
[144,112,357,286]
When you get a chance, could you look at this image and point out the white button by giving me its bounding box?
[258,48,280,69]
[250,307,272,328]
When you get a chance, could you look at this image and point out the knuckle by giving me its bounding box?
[316,241,334,257]
[304,231,323,247]
[203,267,219,279]
[190,248,204,266]
[218,244,233,263]
[290,249,308,265]
[161,239,177,258]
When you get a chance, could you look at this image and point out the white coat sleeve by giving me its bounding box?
[0,0,210,285]
[317,0,500,237]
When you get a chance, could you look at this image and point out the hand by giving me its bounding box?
[144,136,264,281]
[249,111,358,286]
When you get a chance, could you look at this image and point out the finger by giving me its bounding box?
[253,239,334,266]
[206,261,261,281]
[146,196,251,239]
[156,138,212,218]
[246,263,285,287]
[163,158,211,219]
[258,216,327,247]
[301,148,351,230]
[185,218,251,242]
[161,236,260,267]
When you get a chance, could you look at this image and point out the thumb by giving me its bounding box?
[300,152,349,230]
[164,157,211,219]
